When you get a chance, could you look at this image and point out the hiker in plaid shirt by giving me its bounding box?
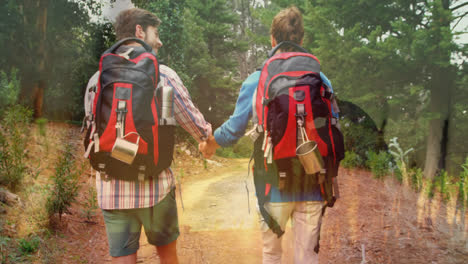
[87,8,211,264]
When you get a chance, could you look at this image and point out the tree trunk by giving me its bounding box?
[423,64,454,179]
[424,117,445,179]
[423,76,454,179]
[235,0,249,80]
[33,0,48,118]
[423,0,455,179]
[18,0,48,117]
[33,80,46,118]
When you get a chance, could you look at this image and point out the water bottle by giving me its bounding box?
[161,85,173,119]
[160,85,176,125]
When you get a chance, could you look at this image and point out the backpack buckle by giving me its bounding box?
[245,125,260,142]
[295,104,306,119]
[256,125,264,133]
[262,98,272,106]
[331,117,338,126]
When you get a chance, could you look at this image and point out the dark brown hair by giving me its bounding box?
[114,8,161,40]
[270,6,304,51]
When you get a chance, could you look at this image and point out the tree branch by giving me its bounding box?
[450,2,468,11]
[454,11,468,20]
[451,12,468,31]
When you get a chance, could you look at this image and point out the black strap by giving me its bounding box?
[314,205,327,253]
[268,41,308,58]
[108,37,153,54]
[258,199,285,238]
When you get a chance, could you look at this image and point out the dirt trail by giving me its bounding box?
[50,125,467,263]
[60,165,468,264]
[136,159,262,264]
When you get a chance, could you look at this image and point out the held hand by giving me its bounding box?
[198,141,209,158]
[199,135,220,159]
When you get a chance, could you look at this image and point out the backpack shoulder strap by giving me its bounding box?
[106,37,153,54]
[268,41,308,58]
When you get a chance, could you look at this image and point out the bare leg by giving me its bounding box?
[156,239,179,264]
[111,253,137,264]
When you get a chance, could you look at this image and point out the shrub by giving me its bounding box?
[388,137,414,185]
[46,144,80,221]
[434,170,449,201]
[341,151,364,168]
[81,185,98,222]
[426,170,458,202]
[215,146,239,158]
[18,236,41,255]
[366,151,392,179]
[35,118,48,137]
[0,236,10,263]
[340,117,380,163]
[232,136,253,158]
[216,136,253,158]
[0,105,33,190]
[0,69,20,110]
[459,157,468,206]
[408,167,423,191]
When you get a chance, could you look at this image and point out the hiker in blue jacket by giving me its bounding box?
[199,6,336,264]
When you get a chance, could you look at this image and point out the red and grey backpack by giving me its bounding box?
[251,41,345,236]
[83,38,175,181]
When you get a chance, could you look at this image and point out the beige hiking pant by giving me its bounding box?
[260,201,324,264]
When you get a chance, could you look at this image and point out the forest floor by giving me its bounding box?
[2,123,468,263]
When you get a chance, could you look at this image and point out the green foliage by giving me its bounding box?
[388,137,414,185]
[1,0,466,181]
[45,21,116,121]
[46,144,80,221]
[0,0,112,121]
[18,236,41,255]
[232,136,253,157]
[81,186,98,222]
[302,0,466,177]
[0,235,10,263]
[215,147,238,158]
[366,151,392,179]
[408,167,423,191]
[459,157,468,206]
[136,0,187,74]
[0,105,33,190]
[341,151,364,168]
[340,117,380,161]
[388,138,414,164]
[427,179,436,199]
[434,170,453,201]
[35,118,48,137]
[0,69,20,110]
[136,0,244,127]
[182,0,244,127]
[216,136,253,158]
[448,67,468,175]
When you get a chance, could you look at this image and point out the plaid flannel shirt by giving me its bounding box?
[95,64,211,210]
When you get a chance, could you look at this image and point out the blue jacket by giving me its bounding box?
[214,71,334,202]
